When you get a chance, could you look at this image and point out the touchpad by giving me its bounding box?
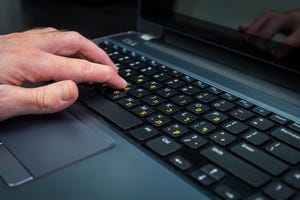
[0,111,114,178]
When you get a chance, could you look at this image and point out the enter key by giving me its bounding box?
[231,142,289,176]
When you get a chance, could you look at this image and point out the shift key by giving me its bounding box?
[201,146,270,188]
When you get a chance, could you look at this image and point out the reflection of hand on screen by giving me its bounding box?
[239,10,300,57]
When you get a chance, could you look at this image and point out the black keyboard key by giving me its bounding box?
[147,114,171,127]
[169,155,192,170]
[195,92,217,103]
[214,185,240,200]
[252,106,271,116]
[119,68,136,78]
[206,86,223,95]
[221,93,238,102]
[98,41,110,49]
[230,108,254,121]
[132,105,154,117]
[157,87,178,98]
[249,117,275,131]
[142,95,165,106]
[157,102,180,114]
[153,72,171,82]
[117,55,133,64]
[130,74,149,84]
[118,97,140,108]
[187,102,209,115]
[223,120,248,134]
[246,194,270,200]
[201,164,225,181]
[138,55,148,62]
[266,142,300,165]
[108,51,121,59]
[129,60,144,69]
[263,182,295,200]
[142,81,163,91]
[140,66,158,76]
[173,111,197,124]
[180,85,200,95]
[191,121,216,134]
[121,47,128,54]
[181,134,208,149]
[105,89,126,100]
[123,81,137,91]
[191,169,216,186]
[236,99,254,109]
[129,126,159,141]
[181,75,195,83]
[79,85,142,130]
[212,100,235,112]
[146,136,181,156]
[158,64,170,72]
[129,52,137,58]
[169,70,183,77]
[289,122,300,132]
[112,44,119,50]
[129,87,150,98]
[166,78,186,88]
[201,146,270,188]
[204,111,228,124]
[171,94,193,106]
[270,127,300,150]
[243,130,270,146]
[163,123,188,137]
[210,131,236,146]
[270,114,288,125]
[284,170,300,190]
[148,60,159,67]
[231,143,289,176]
[194,81,208,89]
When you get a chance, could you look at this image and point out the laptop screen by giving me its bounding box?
[140,0,300,74]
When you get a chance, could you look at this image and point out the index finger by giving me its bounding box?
[31,30,117,70]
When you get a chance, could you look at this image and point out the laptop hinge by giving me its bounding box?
[140,33,157,41]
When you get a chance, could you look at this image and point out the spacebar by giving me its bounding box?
[78,85,142,130]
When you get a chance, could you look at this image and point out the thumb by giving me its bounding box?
[0,80,78,121]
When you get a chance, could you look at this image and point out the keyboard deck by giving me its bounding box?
[79,40,300,200]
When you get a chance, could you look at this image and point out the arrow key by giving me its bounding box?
[169,155,192,170]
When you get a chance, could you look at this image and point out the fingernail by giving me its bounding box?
[58,83,73,101]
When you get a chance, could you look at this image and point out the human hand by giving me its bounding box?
[239,10,300,57]
[0,28,127,121]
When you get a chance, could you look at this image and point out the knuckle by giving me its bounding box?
[43,27,57,32]
[79,60,93,80]
[34,87,54,113]
[65,31,84,42]
[42,31,59,42]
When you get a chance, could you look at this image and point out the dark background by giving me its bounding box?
[0,0,138,38]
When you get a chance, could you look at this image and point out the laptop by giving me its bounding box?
[0,0,299,199]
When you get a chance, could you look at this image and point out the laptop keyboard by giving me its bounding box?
[79,41,300,200]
